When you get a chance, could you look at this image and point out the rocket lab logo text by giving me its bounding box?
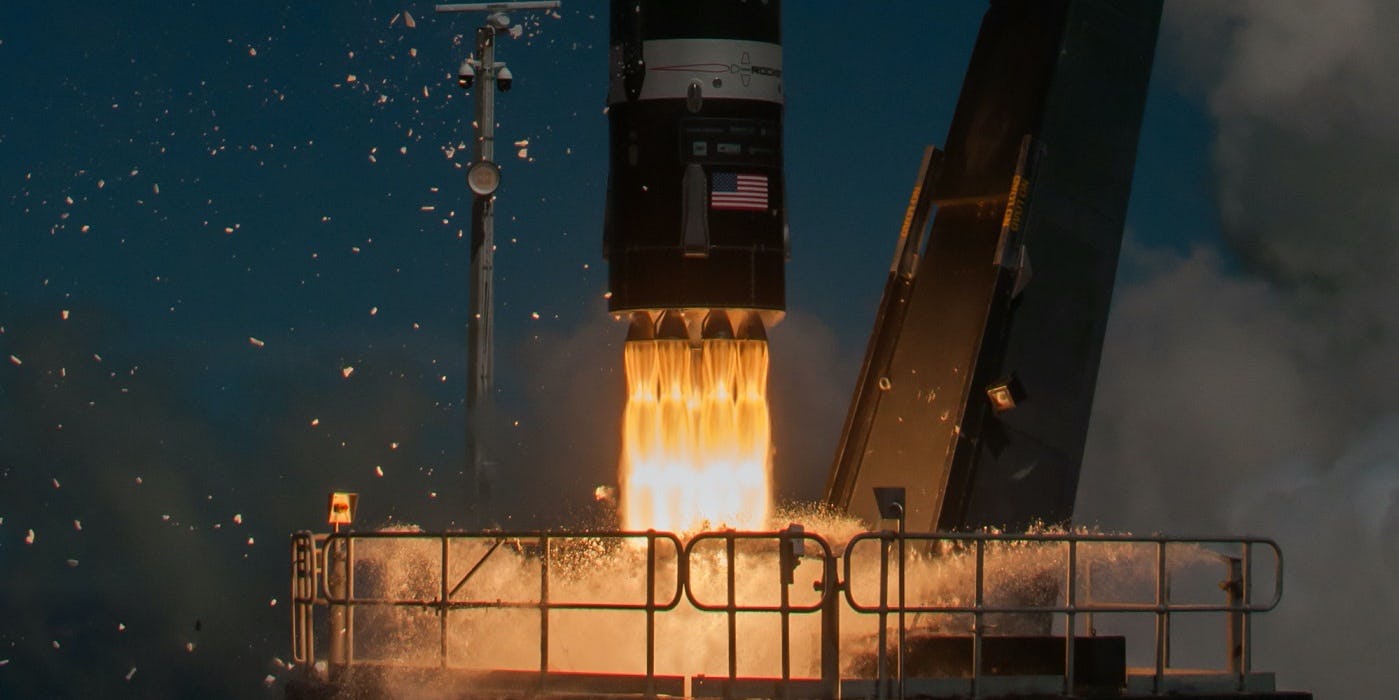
[653,51,782,88]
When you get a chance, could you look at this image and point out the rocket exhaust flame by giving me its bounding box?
[620,335,773,533]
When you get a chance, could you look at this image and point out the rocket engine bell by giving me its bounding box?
[604,0,787,319]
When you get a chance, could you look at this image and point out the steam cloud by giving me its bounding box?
[1078,1,1399,695]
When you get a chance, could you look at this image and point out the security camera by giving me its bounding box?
[487,12,511,30]
[496,65,513,92]
[457,60,475,90]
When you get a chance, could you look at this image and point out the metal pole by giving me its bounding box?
[780,534,792,697]
[1225,555,1243,683]
[646,532,656,699]
[1164,572,1173,668]
[897,514,906,700]
[1065,539,1076,695]
[438,1,560,10]
[877,537,889,699]
[1154,541,1167,694]
[820,552,840,700]
[1084,561,1095,636]
[1242,542,1253,678]
[727,533,738,698]
[327,537,349,682]
[972,539,984,698]
[539,533,550,690]
[467,24,497,513]
[441,535,450,668]
[347,537,356,667]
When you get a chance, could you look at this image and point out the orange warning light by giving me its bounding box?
[327,492,358,526]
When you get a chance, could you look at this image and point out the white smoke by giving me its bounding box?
[1079,2,1399,695]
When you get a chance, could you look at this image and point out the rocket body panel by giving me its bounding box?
[605,0,786,314]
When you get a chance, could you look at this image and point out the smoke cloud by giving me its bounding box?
[1078,2,1399,695]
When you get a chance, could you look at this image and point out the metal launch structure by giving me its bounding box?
[287,1,1313,698]
[444,0,563,510]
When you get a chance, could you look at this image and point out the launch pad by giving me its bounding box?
[287,528,1307,699]
[283,2,1309,698]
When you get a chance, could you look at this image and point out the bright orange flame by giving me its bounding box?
[620,338,772,533]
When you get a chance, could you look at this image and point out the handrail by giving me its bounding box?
[290,528,1285,697]
[316,530,686,611]
[841,532,1285,614]
[840,531,1283,697]
[682,530,836,613]
[681,529,839,692]
[290,532,318,665]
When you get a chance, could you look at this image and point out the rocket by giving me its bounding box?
[604,0,786,341]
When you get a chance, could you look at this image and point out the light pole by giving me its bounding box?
[437,1,560,515]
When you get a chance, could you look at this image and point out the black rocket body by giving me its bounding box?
[604,0,787,318]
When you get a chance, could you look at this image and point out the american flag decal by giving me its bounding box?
[710,172,769,211]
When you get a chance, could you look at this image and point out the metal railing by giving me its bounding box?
[840,532,1283,697]
[290,528,1283,698]
[681,529,840,698]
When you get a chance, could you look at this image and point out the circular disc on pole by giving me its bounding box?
[467,160,501,196]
